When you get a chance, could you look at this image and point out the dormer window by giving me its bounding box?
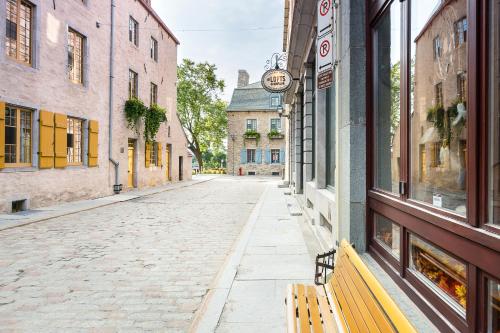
[271,95,281,108]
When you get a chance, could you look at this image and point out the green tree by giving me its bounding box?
[202,149,227,169]
[390,61,400,142]
[177,59,227,170]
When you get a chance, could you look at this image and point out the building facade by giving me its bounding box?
[283,0,500,332]
[227,70,286,176]
[0,0,191,214]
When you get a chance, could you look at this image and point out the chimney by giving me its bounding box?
[237,70,249,88]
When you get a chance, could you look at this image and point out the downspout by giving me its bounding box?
[109,0,121,194]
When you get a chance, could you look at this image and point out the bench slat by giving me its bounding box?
[335,260,372,333]
[341,240,417,333]
[286,284,298,333]
[306,286,324,333]
[331,273,361,333]
[339,255,396,333]
[337,255,386,333]
[315,286,337,333]
[324,283,348,333]
[297,284,311,333]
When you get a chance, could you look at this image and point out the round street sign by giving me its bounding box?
[320,0,331,17]
[261,69,293,93]
[320,39,331,58]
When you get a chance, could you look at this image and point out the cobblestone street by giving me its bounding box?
[0,177,268,332]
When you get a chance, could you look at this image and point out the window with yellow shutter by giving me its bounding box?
[67,117,83,165]
[4,105,32,167]
[151,142,158,166]
[88,120,98,167]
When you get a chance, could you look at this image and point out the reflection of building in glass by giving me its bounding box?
[410,0,468,213]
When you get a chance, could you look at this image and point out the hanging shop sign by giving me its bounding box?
[261,68,293,93]
[316,0,336,90]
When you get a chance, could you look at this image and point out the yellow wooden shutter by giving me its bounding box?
[0,102,5,169]
[145,142,151,168]
[88,120,99,167]
[54,113,67,168]
[39,110,55,169]
[157,143,162,167]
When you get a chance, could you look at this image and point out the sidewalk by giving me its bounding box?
[191,182,315,333]
[0,175,216,231]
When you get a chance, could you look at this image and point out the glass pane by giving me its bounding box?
[374,214,400,259]
[489,0,500,226]
[373,1,401,193]
[6,0,18,58]
[18,1,31,64]
[326,85,336,187]
[488,279,500,333]
[409,234,467,312]
[410,0,468,215]
[5,107,17,163]
[19,110,31,164]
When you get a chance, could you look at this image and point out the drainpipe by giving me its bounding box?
[109,0,121,194]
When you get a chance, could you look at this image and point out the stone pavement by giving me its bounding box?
[0,176,272,332]
[191,182,315,332]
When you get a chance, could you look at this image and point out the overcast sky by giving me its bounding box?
[151,0,285,101]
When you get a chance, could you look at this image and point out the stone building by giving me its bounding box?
[226,70,286,176]
[0,0,191,214]
[282,0,500,331]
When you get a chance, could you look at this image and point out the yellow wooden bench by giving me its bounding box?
[285,240,417,333]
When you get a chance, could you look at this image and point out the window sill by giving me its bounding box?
[4,57,37,72]
[66,165,86,170]
[1,167,37,173]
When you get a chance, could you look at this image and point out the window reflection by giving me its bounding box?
[489,0,500,226]
[410,0,468,215]
[409,234,467,312]
[374,1,401,194]
[374,214,400,259]
[488,279,500,333]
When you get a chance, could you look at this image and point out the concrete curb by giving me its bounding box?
[0,176,216,232]
[188,184,271,333]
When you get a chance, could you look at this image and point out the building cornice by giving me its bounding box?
[137,0,180,45]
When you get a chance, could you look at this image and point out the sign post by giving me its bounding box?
[316,0,336,90]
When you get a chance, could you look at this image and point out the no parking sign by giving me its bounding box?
[317,0,336,90]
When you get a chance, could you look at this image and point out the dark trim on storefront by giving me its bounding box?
[366,0,500,331]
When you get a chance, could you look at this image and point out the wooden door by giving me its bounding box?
[128,140,135,188]
[179,156,183,181]
[166,144,171,181]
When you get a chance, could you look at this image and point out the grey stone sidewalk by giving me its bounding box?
[191,183,315,333]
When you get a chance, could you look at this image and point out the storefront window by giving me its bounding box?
[489,0,500,226]
[374,214,400,259]
[326,85,336,187]
[373,0,401,194]
[410,0,468,215]
[488,279,500,333]
[409,234,467,312]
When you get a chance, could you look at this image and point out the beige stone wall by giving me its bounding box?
[0,0,191,213]
[0,0,111,213]
[112,0,191,189]
[227,110,286,176]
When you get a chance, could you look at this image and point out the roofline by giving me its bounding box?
[138,0,180,45]
[226,109,280,112]
[414,0,453,43]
